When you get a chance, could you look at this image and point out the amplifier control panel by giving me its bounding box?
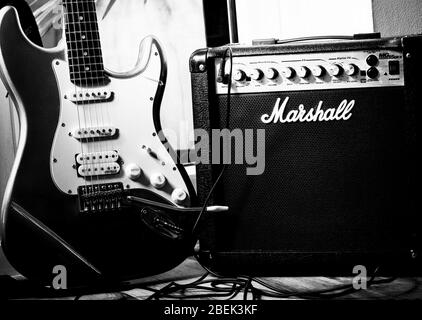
[215,49,404,94]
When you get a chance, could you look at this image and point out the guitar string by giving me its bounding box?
[94,0,120,207]
[64,0,88,208]
[85,0,117,209]
[89,0,109,191]
[74,0,96,200]
[83,0,103,193]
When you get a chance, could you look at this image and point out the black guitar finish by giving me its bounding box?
[0,6,197,287]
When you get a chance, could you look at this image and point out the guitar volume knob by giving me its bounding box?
[172,188,187,205]
[150,173,167,189]
[125,163,142,180]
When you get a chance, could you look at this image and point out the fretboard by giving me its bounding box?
[63,0,108,87]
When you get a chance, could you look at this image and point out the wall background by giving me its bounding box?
[372,0,422,36]
[237,0,374,44]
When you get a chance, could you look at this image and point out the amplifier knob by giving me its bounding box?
[150,173,167,189]
[311,65,325,77]
[367,67,379,79]
[250,68,264,81]
[172,188,187,205]
[297,66,310,78]
[366,54,379,67]
[280,66,295,79]
[328,64,343,77]
[345,63,359,76]
[265,67,279,80]
[125,163,142,180]
[233,69,246,82]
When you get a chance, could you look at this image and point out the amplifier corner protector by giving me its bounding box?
[190,48,209,73]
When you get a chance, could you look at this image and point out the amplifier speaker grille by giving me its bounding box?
[206,88,412,254]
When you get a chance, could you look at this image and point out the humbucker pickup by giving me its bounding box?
[76,151,119,165]
[78,162,121,177]
[78,183,124,213]
[65,89,114,104]
[73,127,118,140]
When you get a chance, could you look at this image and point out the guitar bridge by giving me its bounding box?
[78,183,124,213]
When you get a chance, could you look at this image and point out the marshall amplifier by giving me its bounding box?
[190,34,421,276]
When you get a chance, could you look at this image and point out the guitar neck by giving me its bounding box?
[63,0,107,87]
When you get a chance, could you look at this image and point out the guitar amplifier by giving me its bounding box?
[190,34,421,276]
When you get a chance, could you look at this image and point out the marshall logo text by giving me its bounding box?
[261,97,355,124]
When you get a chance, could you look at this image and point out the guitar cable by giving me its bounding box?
[141,264,399,300]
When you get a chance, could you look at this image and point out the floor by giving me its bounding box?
[2,248,421,300]
[3,257,415,300]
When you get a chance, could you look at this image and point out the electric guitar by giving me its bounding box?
[0,1,197,287]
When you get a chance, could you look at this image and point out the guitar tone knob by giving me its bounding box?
[150,173,167,189]
[125,163,142,180]
[172,188,187,205]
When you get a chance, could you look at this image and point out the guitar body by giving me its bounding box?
[0,6,196,286]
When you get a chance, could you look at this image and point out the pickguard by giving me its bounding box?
[50,43,191,207]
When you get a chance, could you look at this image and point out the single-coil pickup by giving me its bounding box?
[76,151,119,165]
[65,89,114,104]
[78,162,121,177]
[73,127,118,140]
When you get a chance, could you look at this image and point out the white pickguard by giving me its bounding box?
[50,42,190,205]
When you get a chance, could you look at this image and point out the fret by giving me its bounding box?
[65,35,101,43]
[65,19,100,24]
[70,74,105,80]
[65,31,100,37]
[65,24,100,34]
[66,40,102,48]
[67,47,102,54]
[68,55,104,61]
[70,64,105,73]
[70,78,107,86]
[70,63,105,69]
[62,0,106,86]
[68,55,103,62]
